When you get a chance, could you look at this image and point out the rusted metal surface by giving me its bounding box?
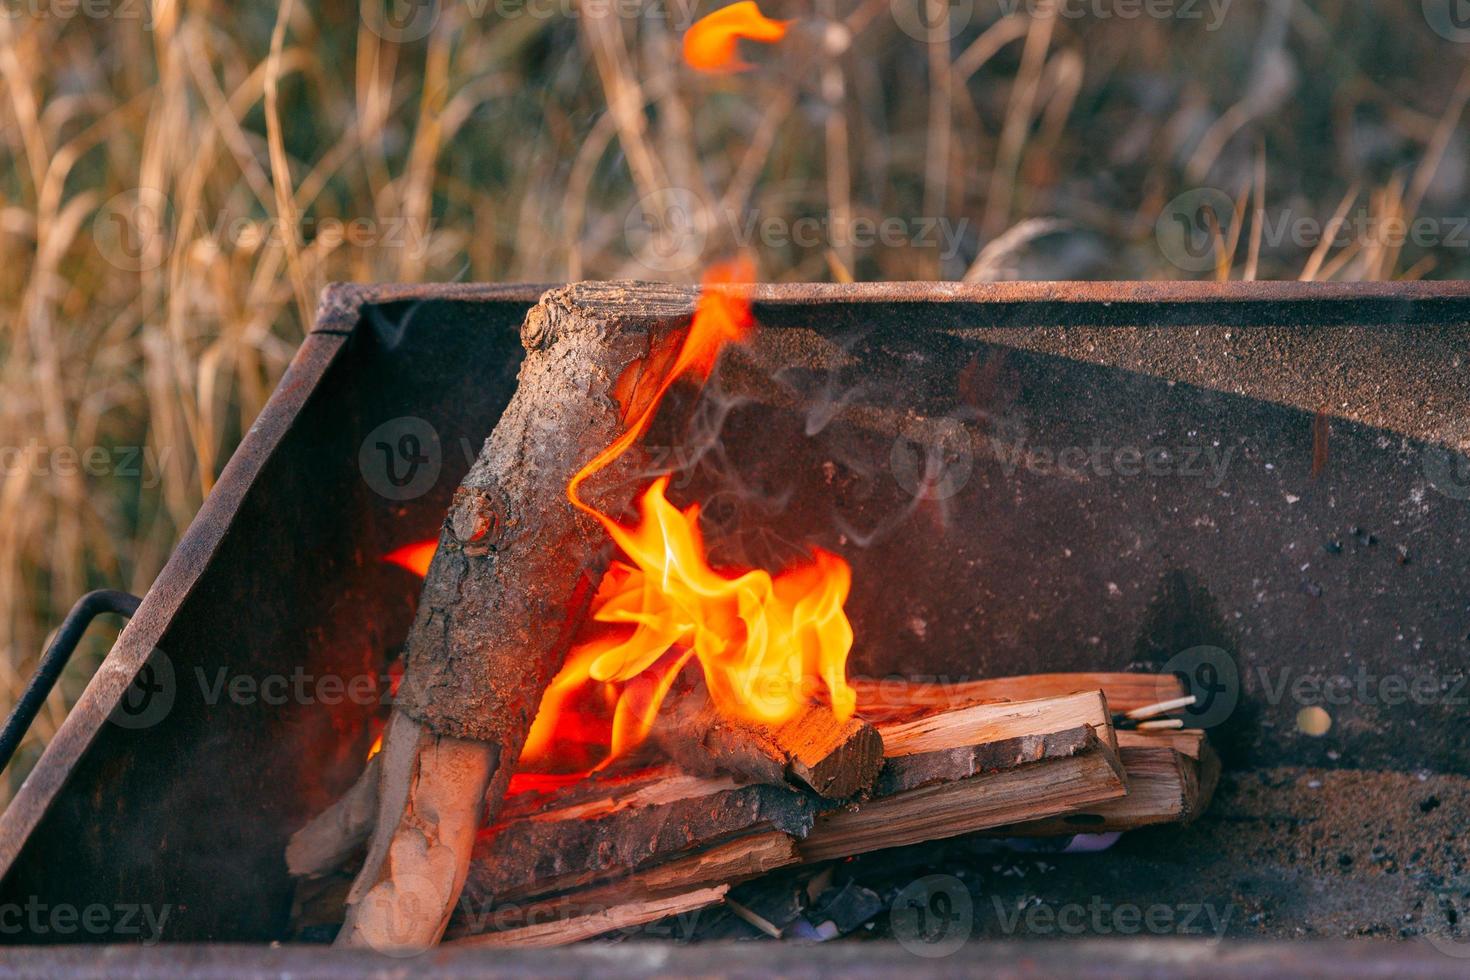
[0,280,1467,946]
[0,939,1466,978]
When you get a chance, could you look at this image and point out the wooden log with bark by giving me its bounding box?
[298,282,708,951]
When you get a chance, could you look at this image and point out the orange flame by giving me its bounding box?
[682,1,791,74]
[523,477,855,768]
[384,539,437,577]
[522,259,857,771]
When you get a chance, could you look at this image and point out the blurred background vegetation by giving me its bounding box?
[1,0,1466,797]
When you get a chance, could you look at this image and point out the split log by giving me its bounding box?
[649,692,884,799]
[462,769,818,909]
[799,730,1126,862]
[335,712,497,953]
[450,832,798,940]
[996,735,1220,835]
[872,688,1116,795]
[853,671,1185,722]
[321,282,707,949]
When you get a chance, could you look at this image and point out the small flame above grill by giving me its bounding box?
[682,1,791,74]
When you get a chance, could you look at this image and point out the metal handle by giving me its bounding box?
[0,589,143,774]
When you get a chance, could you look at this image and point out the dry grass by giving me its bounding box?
[0,0,1466,795]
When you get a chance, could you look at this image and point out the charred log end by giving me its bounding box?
[774,711,884,800]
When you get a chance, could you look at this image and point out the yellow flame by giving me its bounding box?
[524,478,856,766]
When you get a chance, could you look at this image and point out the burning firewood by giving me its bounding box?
[997,729,1220,836]
[296,270,880,950]
[449,690,1127,943]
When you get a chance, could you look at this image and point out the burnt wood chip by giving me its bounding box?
[810,881,885,934]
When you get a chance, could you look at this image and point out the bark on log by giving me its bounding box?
[463,769,818,907]
[451,832,798,940]
[650,692,884,800]
[336,282,704,950]
[395,280,700,745]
